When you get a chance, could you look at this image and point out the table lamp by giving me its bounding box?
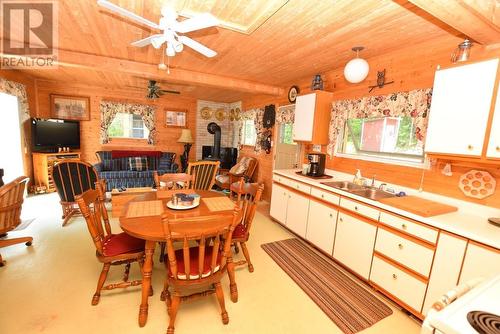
[177,129,194,172]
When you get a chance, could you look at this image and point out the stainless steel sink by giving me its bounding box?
[321,181,396,201]
[321,181,364,191]
[349,188,396,200]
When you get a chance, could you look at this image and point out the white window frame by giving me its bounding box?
[108,112,149,140]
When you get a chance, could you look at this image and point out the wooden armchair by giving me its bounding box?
[186,161,220,190]
[215,156,257,191]
[75,182,146,305]
[0,176,31,266]
[153,172,195,190]
[52,159,99,226]
[160,208,242,334]
[230,179,264,272]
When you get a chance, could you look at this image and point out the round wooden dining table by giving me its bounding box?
[119,190,235,327]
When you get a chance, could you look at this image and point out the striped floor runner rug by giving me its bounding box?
[261,238,393,334]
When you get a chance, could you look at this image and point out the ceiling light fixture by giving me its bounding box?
[344,46,369,84]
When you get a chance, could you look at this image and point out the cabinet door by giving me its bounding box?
[285,191,310,238]
[486,86,500,158]
[422,233,467,315]
[459,242,500,283]
[425,59,498,156]
[333,211,377,279]
[306,200,338,255]
[270,183,288,224]
[293,93,316,142]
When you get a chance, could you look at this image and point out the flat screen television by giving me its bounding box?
[32,118,80,152]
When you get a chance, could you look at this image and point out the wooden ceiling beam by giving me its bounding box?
[1,50,284,96]
[407,0,500,45]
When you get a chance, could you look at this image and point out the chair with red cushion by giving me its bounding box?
[75,181,145,305]
[229,179,264,272]
[160,208,242,334]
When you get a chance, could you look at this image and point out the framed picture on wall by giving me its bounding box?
[165,110,187,127]
[50,94,90,121]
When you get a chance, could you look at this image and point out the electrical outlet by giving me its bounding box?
[312,145,321,152]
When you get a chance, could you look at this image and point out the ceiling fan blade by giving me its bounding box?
[161,89,181,94]
[131,34,163,47]
[97,0,160,30]
[178,36,217,57]
[174,13,219,33]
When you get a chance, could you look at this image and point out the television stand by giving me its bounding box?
[33,152,81,193]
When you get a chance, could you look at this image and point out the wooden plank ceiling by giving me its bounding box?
[11,0,491,102]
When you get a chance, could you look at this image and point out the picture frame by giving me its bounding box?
[165,109,187,127]
[50,94,90,121]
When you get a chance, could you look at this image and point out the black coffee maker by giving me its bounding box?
[307,153,326,177]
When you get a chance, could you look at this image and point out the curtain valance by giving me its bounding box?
[0,78,30,121]
[276,104,295,124]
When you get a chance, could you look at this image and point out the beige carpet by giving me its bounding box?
[0,193,421,333]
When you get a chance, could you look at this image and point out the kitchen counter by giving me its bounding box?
[273,169,500,249]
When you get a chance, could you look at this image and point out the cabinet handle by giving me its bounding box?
[354,206,359,211]
[296,185,299,189]
[329,213,333,218]
[401,223,407,230]
[398,243,403,250]
[321,194,325,198]
[496,146,500,152]
[339,217,343,222]
[467,145,473,150]
[392,274,397,280]
[288,195,291,198]
[283,192,286,196]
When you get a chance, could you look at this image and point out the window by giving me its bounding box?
[0,93,23,182]
[241,119,256,146]
[279,123,296,145]
[339,116,424,163]
[108,113,149,139]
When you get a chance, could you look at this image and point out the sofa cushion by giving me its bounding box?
[229,157,250,175]
[128,157,148,171]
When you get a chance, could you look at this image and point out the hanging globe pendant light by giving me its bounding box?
[344,46,369,83]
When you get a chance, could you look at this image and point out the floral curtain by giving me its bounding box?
[236,108,265,153]
[0,78,30,121]
[276,104,295,124]
[100,101,157,144]
[327,88,432,156]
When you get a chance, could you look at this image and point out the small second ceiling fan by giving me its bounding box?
[97,0,219,58]
[146,80,180,100]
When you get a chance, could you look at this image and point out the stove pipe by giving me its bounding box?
[207,122,221,159]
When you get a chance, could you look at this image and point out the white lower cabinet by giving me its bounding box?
[459,242,500,283]
[370,255,427,312]
[422,232,467,315]
[285,191,310,238]
[333,211,377,279]
[305,199,338,255]
[270,183,288,223]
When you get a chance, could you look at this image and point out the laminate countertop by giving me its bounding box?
[273,169,500,249]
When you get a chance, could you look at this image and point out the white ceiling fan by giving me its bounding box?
[97,0,219,58]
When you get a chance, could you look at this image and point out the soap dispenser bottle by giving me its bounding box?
[353,169,363,185]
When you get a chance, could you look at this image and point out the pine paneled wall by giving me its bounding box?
[34,81,197,166]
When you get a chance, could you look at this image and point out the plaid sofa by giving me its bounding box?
[94,151,178,191]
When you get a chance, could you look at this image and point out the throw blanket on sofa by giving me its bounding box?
[111,150,162,159]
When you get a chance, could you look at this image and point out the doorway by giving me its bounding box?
[0,93,24,183]
[274,123,300,170]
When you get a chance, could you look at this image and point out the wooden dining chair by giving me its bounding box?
[160,208,242,334]
[0,176,32,266]
[52,159,99,226]
[153,172,195,190]
[75,182,146,305]
[186,161,220,190]
[230,179,264,272]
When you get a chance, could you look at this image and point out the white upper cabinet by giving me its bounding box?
[486,86,500,159]
[293,93,316,142]
[425,59,499,156]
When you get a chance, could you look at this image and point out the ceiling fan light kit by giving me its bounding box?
[97,0,219,58]
[344,46,370,83]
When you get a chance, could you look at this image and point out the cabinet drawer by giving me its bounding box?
[375,228,434,277]
[272,175,311,194]
[371,255,427,312]
[340,197,379,221]
[311,187,340,206]
[272,174,287,184]
[379,212,438,244]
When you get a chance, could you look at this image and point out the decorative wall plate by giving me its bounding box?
[234,107,241,120]
[215,108,226,121]
[200,107,212,120]
[459,170,496,199]
[229,108,235,121]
